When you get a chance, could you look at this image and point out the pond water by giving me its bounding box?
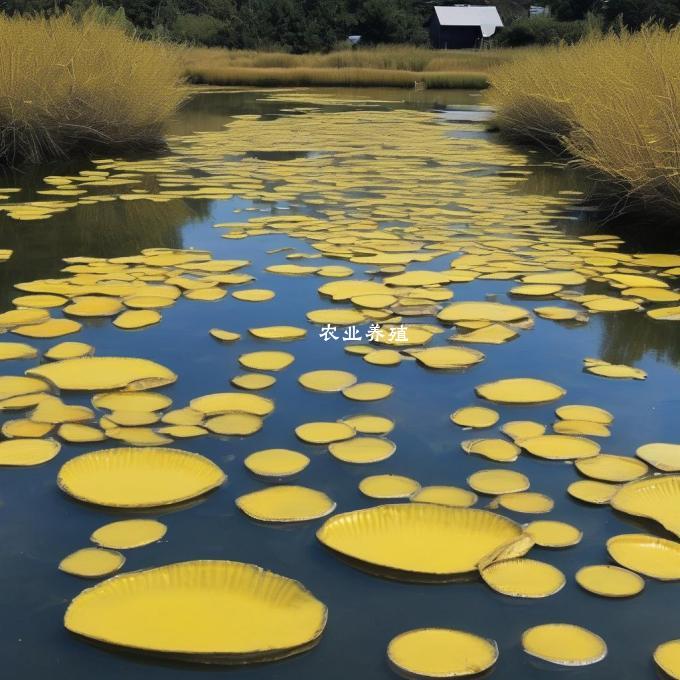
[1,87,680,680]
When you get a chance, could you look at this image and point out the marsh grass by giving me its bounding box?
[489,28,680,217]
[183,45,515,89]
[0,13,187,165]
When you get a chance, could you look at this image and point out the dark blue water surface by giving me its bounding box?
[1,88,679,680]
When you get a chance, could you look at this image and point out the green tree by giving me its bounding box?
[603,0,680,28]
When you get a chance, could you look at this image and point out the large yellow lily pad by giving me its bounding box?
[0,438,61,466]
[607,534,680,580]
[64,560,327,661]
[575,565,644,598]
[27,357,177,391]
[317,504,522,579]
[611,476,680,538]
[57,447,225,507]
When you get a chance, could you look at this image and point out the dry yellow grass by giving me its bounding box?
[183,45,518,89]
[489,28,680,216]
[0,13,187,165]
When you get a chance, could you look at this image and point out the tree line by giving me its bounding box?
[4,0,680,50]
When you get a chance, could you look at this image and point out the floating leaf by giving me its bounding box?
[387,628,498,679]
[244,449,310,478]
[0,438,60,466]
[607,534,680,580]
[481,558,565,598]
[64,560,327,662]
[328,437,396,463]
[451,406,499,429]
[317,504,522,579]
[27,357,177,391]
[57,447,225,508]
[236,486,335,522]
[91,519,166,550]
[525,520,582,548]
[410,485,477,508]
[522,624,607,666]
[59,548,125,578]
[475,378,565,404]
[575,565,644,598]
[359,475,420,499]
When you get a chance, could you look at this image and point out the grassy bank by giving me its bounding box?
[183,45,516,89]
[0,13,186,165]
[489,27,680,218]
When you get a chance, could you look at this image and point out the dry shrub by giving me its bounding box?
[489,28,680,215]
[0,13,187,164]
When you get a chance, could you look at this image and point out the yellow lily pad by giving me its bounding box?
[328,437,396,464]
[59,547,125,578]
[114,310,161,329]
[340,414,394,435]
[607,534,680,580]
[317,504,522,579]
[342,382,393,401]
[231,373,276,390]
[91,519,167,549]
[655,640,680,679]
[451,406,499,429]
[525,520,582,548]
[190,393,274,416]
[0,342,38,361]
[467,469,530,495]
[522,624,607,666]
[63,560,327,661]
[57,423,106,443]
[521,435,600,460]
[411,485,477,508]
[57,447,225,507]
[462,438,520,463]
[636,442,680,471]
[295,421,355,444]
[0,438,61,466]
[411,346,484,370]
[248,326,307,340]
[476,378,565,404]
[236,486,335,522]
[387,628,498,679]
[238,351,294,372]
[44,342,94,361]
[495,492,554,513]
[481,558,565,598]
[359,474,420,499]
[92,391,172,412]
[298,370,357,392]
[244,449,310,477]
[205,413,263,436]
[575,454,648,482]
[27,357,177,391]
[575,565,644,598]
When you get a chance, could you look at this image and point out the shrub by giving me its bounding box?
[0,12,186,165]
[489,27,680,217]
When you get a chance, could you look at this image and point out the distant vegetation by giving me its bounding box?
[0,11,186,164]
[5,0,679,51]
[184,45,512,89]
[490,27,680,217]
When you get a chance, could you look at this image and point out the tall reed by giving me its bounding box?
[0,13,186,165]
[489,28,680,216]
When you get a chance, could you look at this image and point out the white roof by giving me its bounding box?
[433,5,503,36]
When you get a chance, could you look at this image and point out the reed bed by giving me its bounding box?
[183,45,517,89]
[489,27,680,217]
[188,66,488,89]
[0,13,186,165]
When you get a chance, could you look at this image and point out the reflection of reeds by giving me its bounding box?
[182,45,519,90]
[0,13,186,165]
[489,28,680,218]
